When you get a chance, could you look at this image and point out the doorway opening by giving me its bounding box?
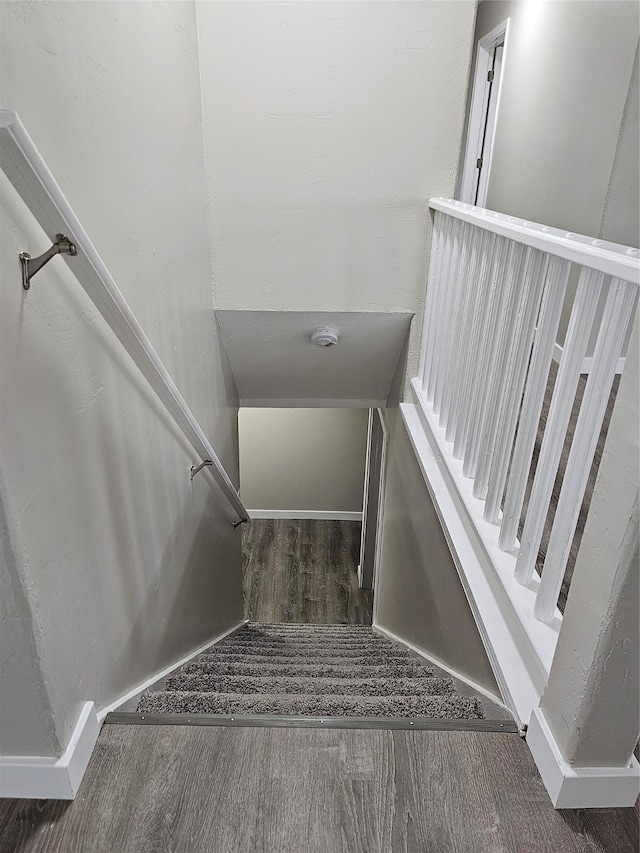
[237,406,388,626]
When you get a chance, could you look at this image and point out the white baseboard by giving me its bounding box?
[247,510,363,521]
[527,706,640,808]
[97,619,248,721]
[0,701,100,800]
[553,341,625,374]
[240,397,385,408]
[373,624,512,717]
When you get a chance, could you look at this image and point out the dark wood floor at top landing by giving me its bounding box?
[242,518,374,625]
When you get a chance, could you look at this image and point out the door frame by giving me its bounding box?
[458,18,510,207]
[358,408,389,596]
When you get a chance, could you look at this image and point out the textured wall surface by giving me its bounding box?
[197,0,476,399]
[473,0,638,240]
[467,0,639,348]
[375,410,501,701]
[0,1,243,756]
[239,408,368,514]
[541,315,639,767]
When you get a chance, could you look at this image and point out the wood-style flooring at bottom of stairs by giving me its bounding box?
[1,724,637,853]
[242,518,373,625]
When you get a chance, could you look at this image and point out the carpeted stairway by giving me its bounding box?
[137,623,485,719]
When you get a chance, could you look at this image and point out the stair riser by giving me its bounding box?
[204,646,412,659]
[166,675,455,697]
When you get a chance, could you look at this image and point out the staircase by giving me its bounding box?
[137,623,486,719]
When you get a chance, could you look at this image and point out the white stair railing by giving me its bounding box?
[405,198,638,721]
[422,200,638,620]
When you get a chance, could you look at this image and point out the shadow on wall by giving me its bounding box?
[375,409,502,701]
[107,487,244,709]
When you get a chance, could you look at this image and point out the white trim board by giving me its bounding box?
[247,510,362,521]
[458,19,510,207]
[0,702,100,800]
[553,340,625,375]
[373,624,512,717]
[240,398,385,409]
[527,706,640,808]
[97,620,248,720]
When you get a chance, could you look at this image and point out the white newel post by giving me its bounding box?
[527,312,640,809]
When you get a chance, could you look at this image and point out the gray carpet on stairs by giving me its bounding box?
[137,623,486,720]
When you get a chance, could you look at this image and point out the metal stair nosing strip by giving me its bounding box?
[104,711,519,733]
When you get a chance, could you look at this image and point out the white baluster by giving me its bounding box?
[514,267,605,584]
[467,236,512,482]
[425,215,454,402]
[484,249,549,521]
[439,223,473,432]
[457,232,498,465]
[472,243,527,490]
[534,279,638,621]
[420,211,445,393]
[447,228,489,449]
[433,219,465,418]
[498,257,570,549]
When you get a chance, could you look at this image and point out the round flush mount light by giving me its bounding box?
[310,326,339,347]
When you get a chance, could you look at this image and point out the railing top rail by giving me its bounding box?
[430,198,640,285]
[0,109,248,524]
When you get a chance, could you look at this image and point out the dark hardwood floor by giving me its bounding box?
[1,724,637,853]
[242,518,374,625]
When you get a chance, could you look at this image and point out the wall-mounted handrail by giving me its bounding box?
[0,110,248,525]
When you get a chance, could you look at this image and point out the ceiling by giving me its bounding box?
[216,310,413,408]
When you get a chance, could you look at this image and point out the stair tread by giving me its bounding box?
[198,646,409,660]
[166,674,455,696]
[181,661,435,678]
[243,623,375,631]
[193,653,413,667]
[137,690,485,719]
[218,636,396,648]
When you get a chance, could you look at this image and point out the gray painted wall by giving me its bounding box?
[0,2,244,757]
[0,490,61,756]
[239,409,368,514]
[375,410,501,701]
[472,0,638,239]
[541,315,639,767]
[197,0,477,404]
[600,42,640,248]
[464,1,639,347]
